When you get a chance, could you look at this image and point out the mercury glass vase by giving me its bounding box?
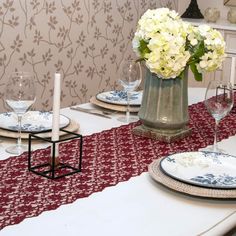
[133,68,191,142]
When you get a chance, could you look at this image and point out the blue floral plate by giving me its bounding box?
[96,90,142,106]
[160,151,236,189]
[0,111,70,133]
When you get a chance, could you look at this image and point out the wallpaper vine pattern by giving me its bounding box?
[0,0,178,111]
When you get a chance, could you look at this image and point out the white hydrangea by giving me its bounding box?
[132,8,226,80]
[188,24,226,74]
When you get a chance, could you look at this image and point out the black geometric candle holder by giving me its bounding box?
[28,129,83,179]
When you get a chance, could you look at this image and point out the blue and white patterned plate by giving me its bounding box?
[160,151,236,189]
[0,111,70,133]
[96,90,142,106]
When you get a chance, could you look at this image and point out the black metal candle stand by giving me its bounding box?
[28,129,83,179]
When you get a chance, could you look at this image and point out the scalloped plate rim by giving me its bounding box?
[160,151,236,189]
[96,90,142,106]
[0,111,70,133]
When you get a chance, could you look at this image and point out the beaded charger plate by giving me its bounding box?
[90,96,140,112]
[149,158,236,199]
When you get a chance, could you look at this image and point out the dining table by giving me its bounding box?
[1,87,236,236]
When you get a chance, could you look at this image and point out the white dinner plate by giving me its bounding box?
[160,151,236,189]
[0,111,70,133]
[96,90,142,105]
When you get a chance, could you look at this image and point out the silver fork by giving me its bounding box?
[80,108,115,115]
[70,106,114,119]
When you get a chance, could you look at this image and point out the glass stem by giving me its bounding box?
[17,115,22,148]
[213,120,220,152]
[126,91,130,122]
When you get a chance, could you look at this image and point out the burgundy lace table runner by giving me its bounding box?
[1,101,236,230]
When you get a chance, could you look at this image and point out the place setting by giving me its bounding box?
[0,72,80,159]
[91,90,142,113]
[149,150,236,199]
[0,111,78,139]
[88,59,143,123]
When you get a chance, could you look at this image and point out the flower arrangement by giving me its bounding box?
[132,8,226,81]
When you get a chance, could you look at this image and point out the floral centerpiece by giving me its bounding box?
[132,8,226,81]
[132,8,226,142]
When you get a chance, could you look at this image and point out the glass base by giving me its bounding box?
[117,115,139,123]
[6,144,28,155]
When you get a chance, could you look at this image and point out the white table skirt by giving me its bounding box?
[1,88,236,236]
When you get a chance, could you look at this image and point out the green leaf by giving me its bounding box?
[138,39,151,58]
[191,40,205,60]
[190,62,202,81]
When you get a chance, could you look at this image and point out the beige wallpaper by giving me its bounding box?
[0,0,178,111]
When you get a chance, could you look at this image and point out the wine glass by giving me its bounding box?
[5,72,36,155]
[117,59,142,123]
[204,79,234,153]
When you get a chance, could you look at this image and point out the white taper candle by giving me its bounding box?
[51,72,61,157]
[230,57,236,87]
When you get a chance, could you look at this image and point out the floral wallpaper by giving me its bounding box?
[0,0,178,111]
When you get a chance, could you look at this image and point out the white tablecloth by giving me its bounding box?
[1,88,236,236]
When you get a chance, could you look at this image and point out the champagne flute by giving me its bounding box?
[204,79,234,152]
[5,72,36,155]
[117,59,142,123]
